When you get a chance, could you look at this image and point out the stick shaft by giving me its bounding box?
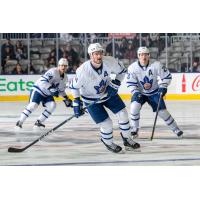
[150,92,162,140]
[8,94,107,153]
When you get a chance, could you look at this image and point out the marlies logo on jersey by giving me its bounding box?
[94,80,107,94]
[140,76,153,90]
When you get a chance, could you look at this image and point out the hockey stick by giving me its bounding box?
[150,92,162,141]
[8,95,107,153]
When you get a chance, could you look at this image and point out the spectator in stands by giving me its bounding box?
[124,42,137,61]
[64,45,80,70]
[190,61,200,72]
[119,37,129,59]
[11,63,26,75]
[47,57,56,68]
[29,62,37,74]
[105,41,120,58]
[180,63,188,72]
[143,35,153,48]
[1,47,16,72]
[151,34,165,55]
[1,39,15,69]
[47,51,56,63]
[132,34,140,49]
[15,48,26,61]
[50,47,63,60]
[15,40,27,59]
[1,38,15,54]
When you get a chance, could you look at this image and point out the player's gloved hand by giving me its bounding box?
[131,92,142,103]
[63,96,72,107]
[73,97,84,118]
[158,87,167,97]
[106,79,121,97]
[49,87,59,97]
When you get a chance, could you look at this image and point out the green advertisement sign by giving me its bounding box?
[0,75,39,95]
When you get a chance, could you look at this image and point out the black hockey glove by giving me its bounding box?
[63,96,73,107]
[158,87,167,97]
[49,87,59,97]
[106,79,121,97]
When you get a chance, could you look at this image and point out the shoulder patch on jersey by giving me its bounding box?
[45,72,53,80]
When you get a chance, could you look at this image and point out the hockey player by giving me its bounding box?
[15,58,72,129]
[69,43,140,153]
[126,46,183,138]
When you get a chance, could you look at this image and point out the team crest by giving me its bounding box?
[140,76,153,90]
[94,80,107,94]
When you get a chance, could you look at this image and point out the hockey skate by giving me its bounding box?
[173,129,183,138]
[131,128,139,139]
[120,133,140,151]
[33,120,45,130]
[15,121,22,130]
[101,139,122,153]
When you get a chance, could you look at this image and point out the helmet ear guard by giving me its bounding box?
[88,43,104,54]
[58,58,68,66]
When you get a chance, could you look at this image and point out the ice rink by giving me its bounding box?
[0,100,200,166]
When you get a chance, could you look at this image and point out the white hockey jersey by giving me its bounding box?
[70,56,127,103]
[126,60,172,96]
[33,68,68,97]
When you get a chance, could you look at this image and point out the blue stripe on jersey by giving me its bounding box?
[69,80,77,89]
[81,95,108,101]
[143,88,158,95]
[162,74,172,80]
[40,80,49,82]
[127,81,138,84]
[33,85,48,97]
[127,83,138,87]
[119,68,127,74]
[41,76,49,82]
[131,89,136,93]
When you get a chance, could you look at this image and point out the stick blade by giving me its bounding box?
[8,147,24,153]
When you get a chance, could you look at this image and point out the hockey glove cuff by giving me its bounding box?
[158,88,167,97]
[49,87,59,97]
[106,79,121,97]
[73,97,84,118]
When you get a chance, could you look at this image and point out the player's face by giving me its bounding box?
[58,64,67,75]
[90,51,103,67]
[138,53,150,65]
